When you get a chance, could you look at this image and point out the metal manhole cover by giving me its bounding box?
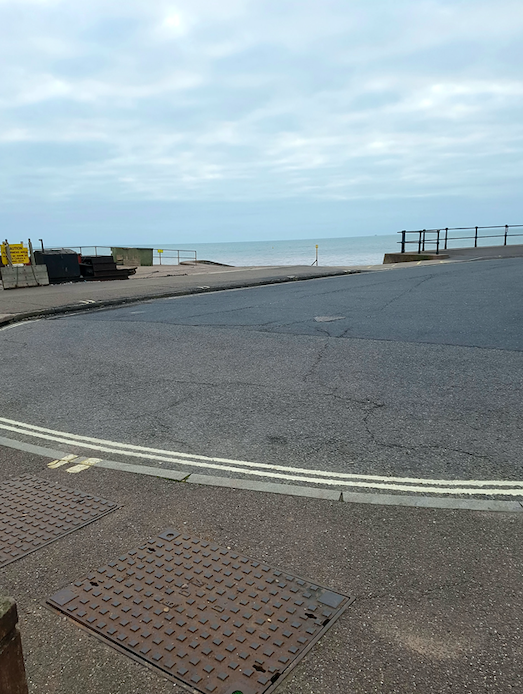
[0,475,118,569]
[47,529,353,694]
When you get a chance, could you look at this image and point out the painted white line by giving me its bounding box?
[0,320,39,332]
[1,416,520,488]
[1,418,523,496]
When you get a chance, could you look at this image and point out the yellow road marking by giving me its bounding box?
[66,457,102,473]
[4,417,523,496]
[48,454,78,468]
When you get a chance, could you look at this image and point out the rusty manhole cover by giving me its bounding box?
[48,529,353,694]
[0,475,117,569]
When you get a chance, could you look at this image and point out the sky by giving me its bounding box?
[0,0,522,246]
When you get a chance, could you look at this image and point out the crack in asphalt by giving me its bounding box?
[325,387,385,410]
[376,272,437,312]
[202,323,523,352]
[361,404,500,462]
[0,337,29,347]
[303,340,330,383]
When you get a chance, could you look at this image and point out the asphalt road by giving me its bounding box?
[2,258,523,694]
[1,258,523,495]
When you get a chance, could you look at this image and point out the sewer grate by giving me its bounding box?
[47,529,353,694]
[0,475,118,569]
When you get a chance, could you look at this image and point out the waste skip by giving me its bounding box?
[33,249,81,283]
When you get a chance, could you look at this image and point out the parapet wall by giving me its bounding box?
[111,247,153,266]
[384,244,523,264]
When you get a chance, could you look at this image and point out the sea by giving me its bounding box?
[157,234,400,267]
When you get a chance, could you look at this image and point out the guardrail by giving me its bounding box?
[43,246,198,265]
[62,246,112,257]
[154,249,197,265]
[398,225,523,254]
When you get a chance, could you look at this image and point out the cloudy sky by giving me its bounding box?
[1,0,522,245]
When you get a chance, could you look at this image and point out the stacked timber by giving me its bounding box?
[80,255,136,281]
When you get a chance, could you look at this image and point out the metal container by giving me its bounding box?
[33,250,81,283]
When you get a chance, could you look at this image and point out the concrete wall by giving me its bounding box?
[383,252,449,264]
[384,244,523,264]
[1,265,49,289]
[444,244,523,259]
[111,247,153,267]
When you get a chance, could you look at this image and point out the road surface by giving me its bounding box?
[1,257,522,503]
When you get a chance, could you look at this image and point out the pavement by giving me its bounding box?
[2,447,523,694]
[2,255,523,692]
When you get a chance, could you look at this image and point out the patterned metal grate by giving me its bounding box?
[0,475,117,569]
[48,529,353,694]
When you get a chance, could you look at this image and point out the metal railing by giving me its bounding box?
[42,246,198,265]
[154,249,197,265]
[398,225,523,254]
[63,246,112,256]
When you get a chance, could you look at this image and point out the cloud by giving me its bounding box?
[0,0,522,212]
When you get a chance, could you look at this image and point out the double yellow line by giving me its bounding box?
[1,416,523,496]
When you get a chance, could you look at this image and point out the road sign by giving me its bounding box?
[1,243,29,265]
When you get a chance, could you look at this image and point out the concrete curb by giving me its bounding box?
[0,269,357,328]
[2,434,522,513]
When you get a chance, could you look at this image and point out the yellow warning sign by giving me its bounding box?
[1,243,29,265]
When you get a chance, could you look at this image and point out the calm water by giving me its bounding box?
[79,230,523,267]
[161,234,399,267]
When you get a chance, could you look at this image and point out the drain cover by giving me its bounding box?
[0,475,117,569]
[48,529,353,694]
